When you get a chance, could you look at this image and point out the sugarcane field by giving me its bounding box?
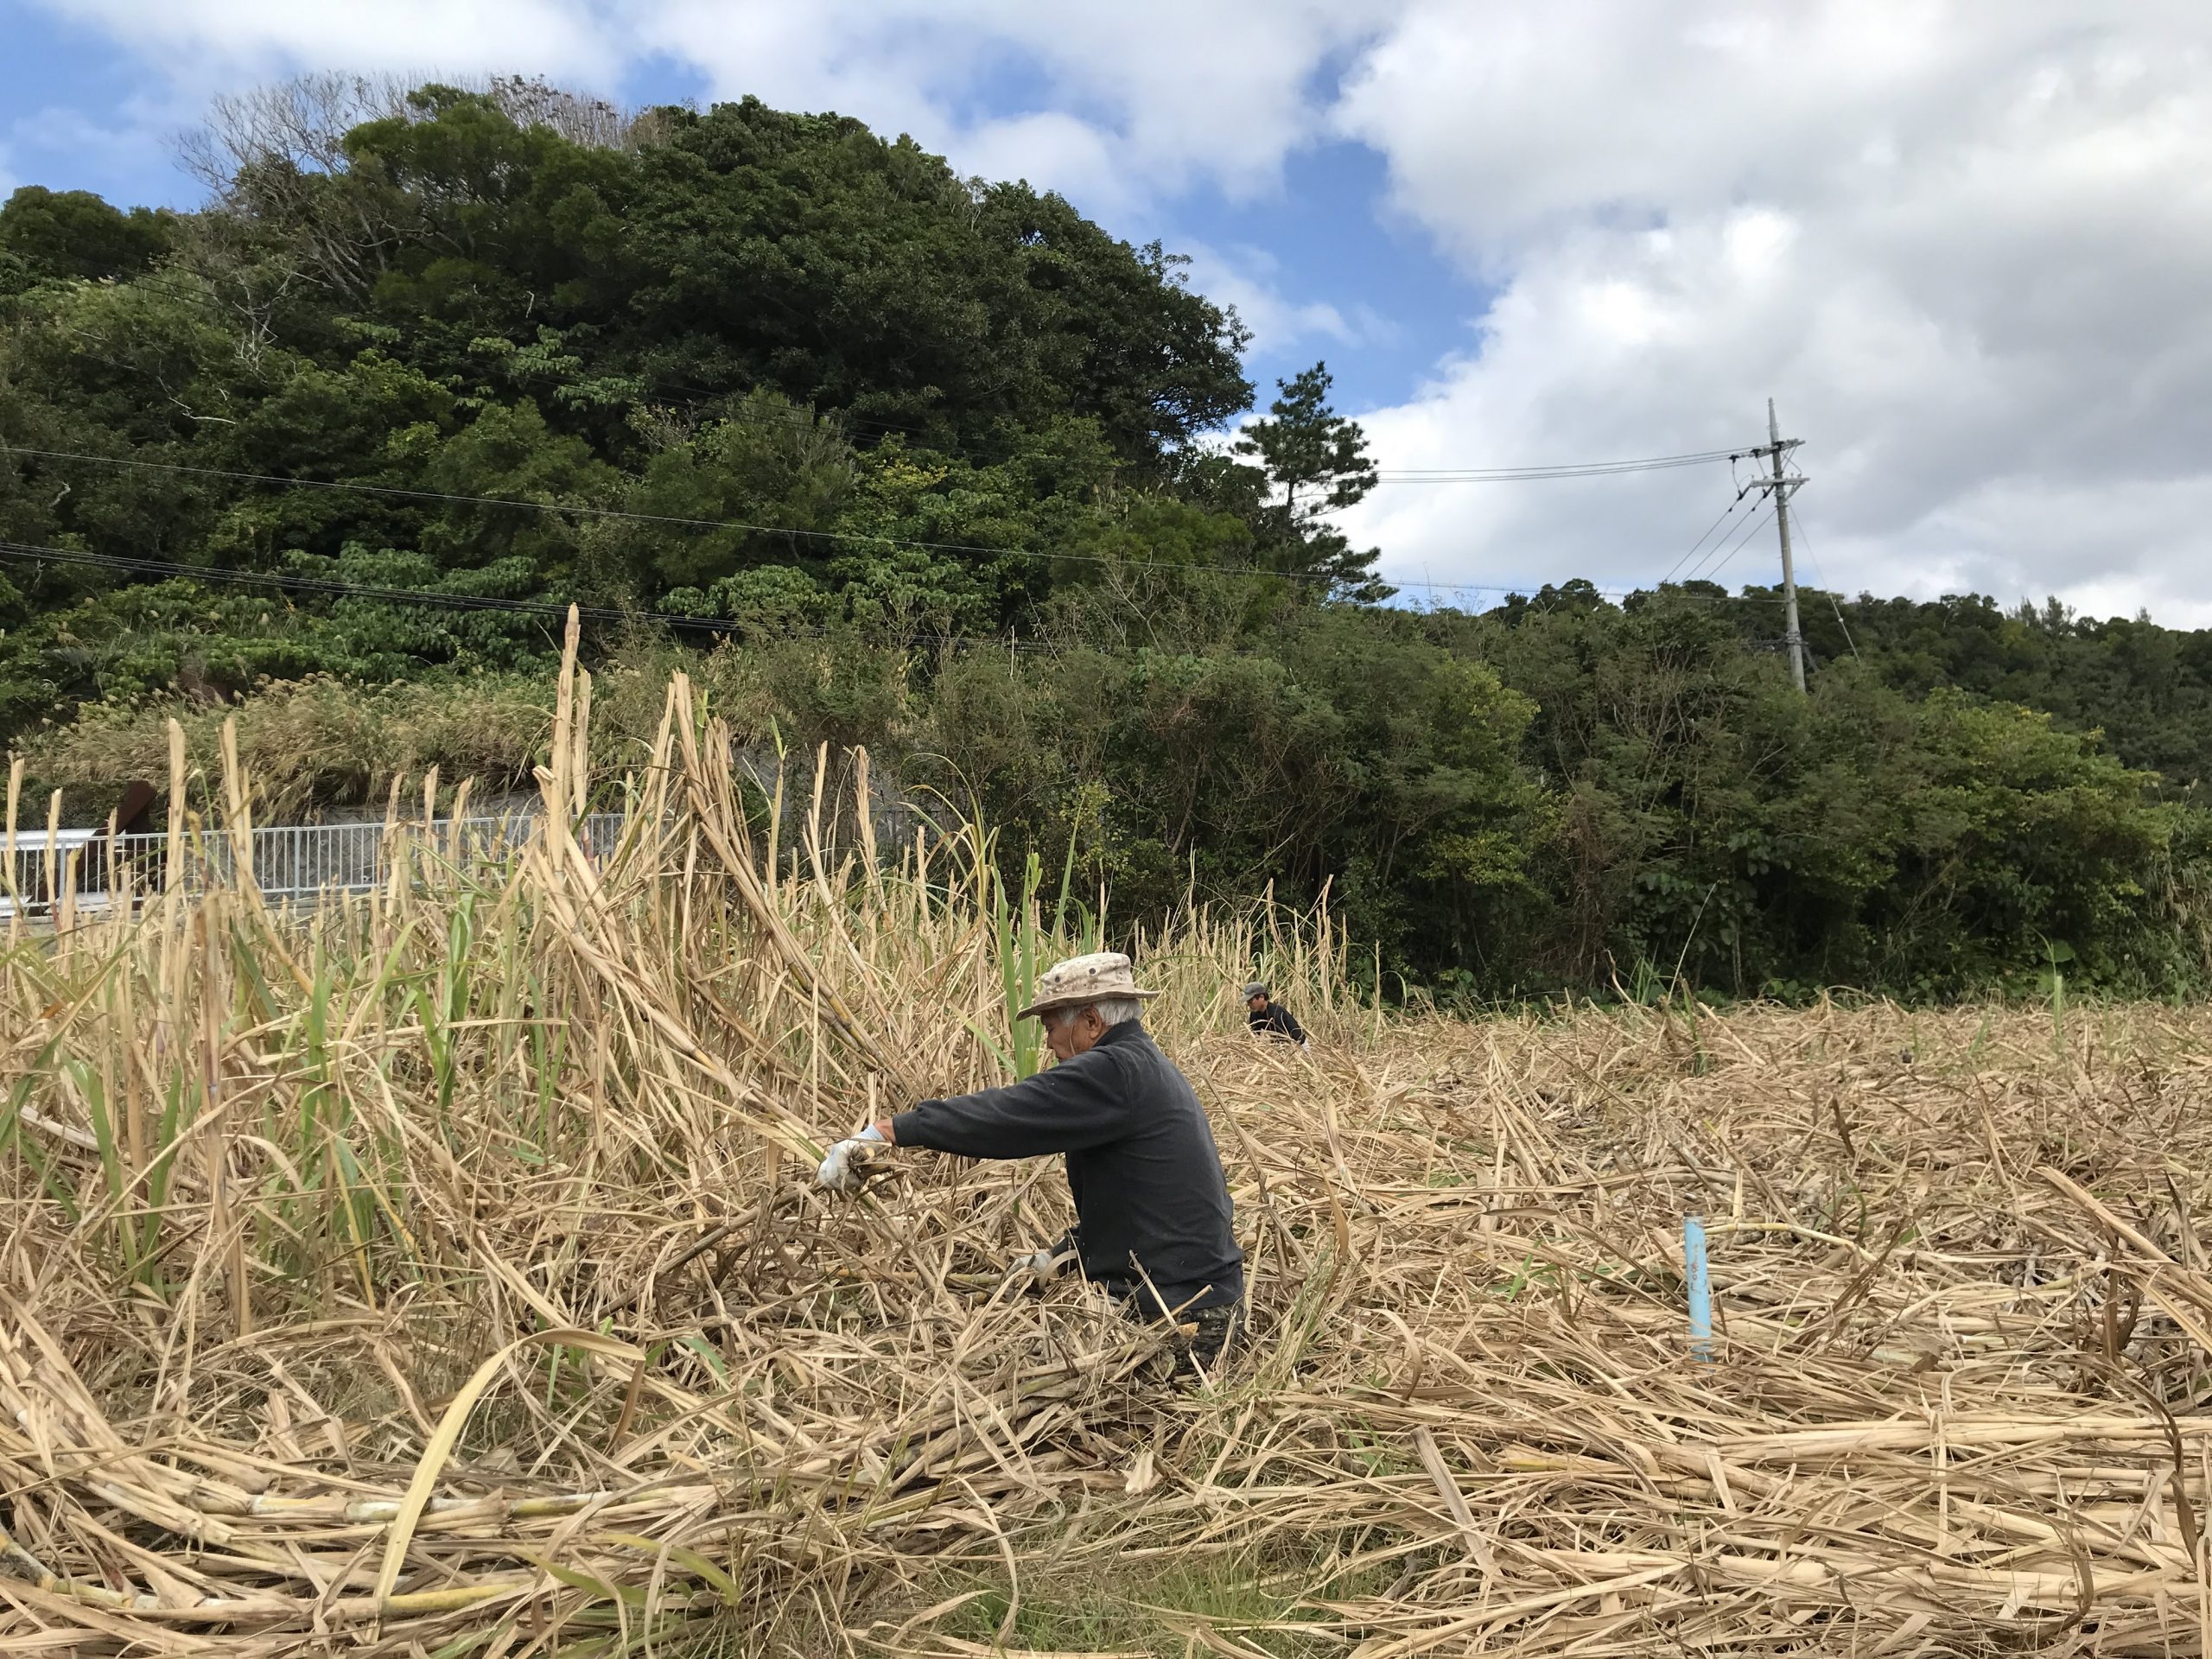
[0,625,2204,1659]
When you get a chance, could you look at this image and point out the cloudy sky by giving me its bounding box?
[4,1,2208,622]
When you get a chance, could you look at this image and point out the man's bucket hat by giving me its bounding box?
[1015,951,1160,1020]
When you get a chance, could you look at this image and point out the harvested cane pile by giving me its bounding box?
[7,629,2212,1656]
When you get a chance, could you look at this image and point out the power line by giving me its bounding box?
[1692,504,1778,585]
[1681,504,1760,587]
[60,270,1742,469]
[1788,514,1861,660]
[92,271,1757,478]
[0,533,1822,684]
[1372,447,1751,482]
[0,441,1808,602]
[2,442,1336,585]
[14,279,1866,661]
[34,276,1789,620]
[0,536,1848,726]
[1699,505,1777,584]
[1660,488,1754,586]
[0,528,1832,638]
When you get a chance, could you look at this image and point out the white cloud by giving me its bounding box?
[1178,241,1367,363]
[32,0,1401,204]
[1332,1,2212,623]
[957,111,1134,216]
[41,0,615,81]
[614,1,1400,200]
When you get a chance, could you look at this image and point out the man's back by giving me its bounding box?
[891,1021,1244,1311]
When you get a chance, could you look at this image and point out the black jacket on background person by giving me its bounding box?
[1249,1001,1306,1044]
[890,1021,1244,1313]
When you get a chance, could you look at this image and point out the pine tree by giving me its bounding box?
[1234,362,1392,601]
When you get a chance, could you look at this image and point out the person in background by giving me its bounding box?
[815,951,1245,1379]
[1244,981,1308,1051]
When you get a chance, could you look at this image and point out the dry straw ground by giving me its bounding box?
[6,626,2212,1656]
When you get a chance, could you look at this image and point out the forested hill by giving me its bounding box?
[3,78,2210,1003]
[1484,581,2212,793]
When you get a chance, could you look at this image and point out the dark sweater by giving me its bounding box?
[891,1021,1244,1313]
[1249,1001,1306,1044]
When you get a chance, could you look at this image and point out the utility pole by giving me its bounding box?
[1750,398,1808,691]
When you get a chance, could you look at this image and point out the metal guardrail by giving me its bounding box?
[2,813,626,920]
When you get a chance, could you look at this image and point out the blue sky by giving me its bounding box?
[1,4,180,201]
[4,1,2209,624]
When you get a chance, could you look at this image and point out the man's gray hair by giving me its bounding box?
[1050,995,1147,1029]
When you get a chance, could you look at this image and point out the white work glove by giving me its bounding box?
[1013,1245,1079,1281]
[816,1125,887,1193]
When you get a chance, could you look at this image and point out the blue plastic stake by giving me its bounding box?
[1683,1214,1714,1364]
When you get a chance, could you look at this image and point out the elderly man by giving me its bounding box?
[817,951,1245,1375]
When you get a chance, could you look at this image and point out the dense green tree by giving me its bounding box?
[0,187,174,285]
[188,86,1250,468]
[0,80,1267,713]
[1414,593,2202,999]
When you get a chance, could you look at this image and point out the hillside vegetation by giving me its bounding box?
[4,76,2211,1001]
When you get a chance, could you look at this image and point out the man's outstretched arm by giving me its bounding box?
[888,1056,1134,1159]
